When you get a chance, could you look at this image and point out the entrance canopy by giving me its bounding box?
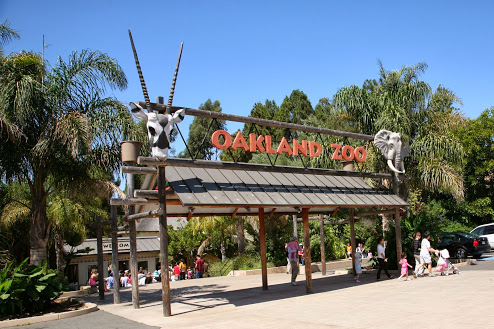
[164,166,407,217]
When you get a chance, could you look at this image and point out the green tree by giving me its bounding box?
[454,108,494,224]
[0,44,138,265]
[179,99,226,160]
[0,20,19,54]
[273,90,314,140]
[333,62,466,202]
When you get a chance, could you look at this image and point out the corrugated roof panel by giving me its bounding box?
[165,167,407,210]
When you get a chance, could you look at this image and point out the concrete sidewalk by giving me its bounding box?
[85,260,494,329]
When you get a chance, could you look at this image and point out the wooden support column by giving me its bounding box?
[395,207,402,272]
[319,214,326,276]
[158,166,172,316]
[110,205,120,304]
[302,208,312,293]
[127,172,140,309]
[96,217,105,300]
[292,214,298,238]
[259,208,268,290]
[349,209,356,274]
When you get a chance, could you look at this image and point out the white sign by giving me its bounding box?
[102,241,130,252]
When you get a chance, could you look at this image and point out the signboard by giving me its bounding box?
[102,241,130,252]
[211,130,367,162]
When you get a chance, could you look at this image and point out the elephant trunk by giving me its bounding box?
[387,147,404,174]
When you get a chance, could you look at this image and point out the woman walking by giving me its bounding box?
[412,232,422,278]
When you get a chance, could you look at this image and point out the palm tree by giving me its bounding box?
[333,62,466,228]
[0,46,141,265]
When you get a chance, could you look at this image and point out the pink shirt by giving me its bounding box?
[400,259,408,268]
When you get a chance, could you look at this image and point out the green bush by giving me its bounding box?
[0,258,68,317]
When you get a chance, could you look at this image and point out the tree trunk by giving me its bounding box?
[197,236,212,256]
[220,231,226,262]
[30,193,49,266]
[236,217,245,255]
[54,225,65,271]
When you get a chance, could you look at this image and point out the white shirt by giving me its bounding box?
[420,239,431,256]
[377,244,385,259]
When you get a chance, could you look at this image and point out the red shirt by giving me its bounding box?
[173,265,180,275]
[195,258,205,272]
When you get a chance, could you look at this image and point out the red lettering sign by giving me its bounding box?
[210,130,367,161]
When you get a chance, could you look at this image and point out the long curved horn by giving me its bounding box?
[128,30,151,111]
[166,42,184,114]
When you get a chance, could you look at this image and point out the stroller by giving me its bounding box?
[436,249,461,276]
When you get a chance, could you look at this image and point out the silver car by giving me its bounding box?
[471,223,494,250]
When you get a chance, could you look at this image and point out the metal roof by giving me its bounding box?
[64,236,160,255]
[164,166,407,216]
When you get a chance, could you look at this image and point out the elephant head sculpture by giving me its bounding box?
[374,129,407,174]
[130,102,185,160]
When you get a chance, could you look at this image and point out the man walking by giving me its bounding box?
[195,254,205,278]
[287,237,302,286]
[377,237,393,280]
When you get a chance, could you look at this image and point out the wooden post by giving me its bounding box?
[158,166,172,316]
[96,217,105,300]
[259,208,268,290]
[127,172,140,309]
[110,205,120,304]
[292,215,298,238]
[395,207,402,272]
[302,208,312,293]
[349,209,356,274]
[319,214,326,276]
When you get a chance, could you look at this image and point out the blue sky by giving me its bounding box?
[2,0,494,153]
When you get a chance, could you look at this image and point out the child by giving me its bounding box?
[354,251,362,283]
[398,252,413,281]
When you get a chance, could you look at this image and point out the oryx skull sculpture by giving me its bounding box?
[374,129,408,175]
[130,102,185,160]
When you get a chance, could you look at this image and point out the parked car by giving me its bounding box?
[437,232,491,259]
[470,223,494,250]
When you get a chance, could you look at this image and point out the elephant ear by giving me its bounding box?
[374,129,392,159]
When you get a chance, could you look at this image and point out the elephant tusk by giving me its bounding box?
[387,159,404,174]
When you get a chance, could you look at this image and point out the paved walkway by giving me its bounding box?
[78,258,494,329]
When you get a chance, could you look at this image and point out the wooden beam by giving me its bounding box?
[158,166,172,317]
[349,209,356,274]
[96,217,105,301]
[126,173,140,309]
[186,208,194,221]
[268,208,277,217]
[110,198,155,206]
[105,225,128,234]
[137,101,375,141]
[259,208,268,290]
[302,208,312,293]
[134,189,179,199]
[231,208,239,218]
[354,209,398,217]
[319,214,326,276]
[123,209,163,222]
[137,157,401,180]
[110,206,120,304]
[395,207,402,272]
[121,166,157,175]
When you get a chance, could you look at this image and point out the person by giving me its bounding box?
[298,244,305,265]
[105,272,114,290]
[356,243,366,258]
[418,231,439,277]
[89,268,98,287]
[195,255,205,278]
[120,270,129,287]
[284,243,291,274]
[354,250,362,283]
[398,252,413,281]
[173,262,180,281]
[287,237,302,286]
[179,259,187,280]
[347,243,352,259]
[412,232,422,278]
[377,237,393,280]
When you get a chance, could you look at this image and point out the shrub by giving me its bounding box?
[0,258,68,318]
